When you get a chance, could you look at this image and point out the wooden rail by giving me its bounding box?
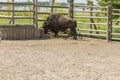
[112,26,120,28]
[77,29,107,33]
[37,5,69,9]
[79,33,107,37]
[77,22,107,26]
[75,11,107,13]
[0,2,34,5]
[0,10,34,12]
[75,16,107,19]
[74,5,107,9]
[112,13,120,16]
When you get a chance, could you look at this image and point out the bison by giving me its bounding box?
[42,13,77,40]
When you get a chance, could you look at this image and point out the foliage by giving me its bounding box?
[96,0,120,19]
[96,0,120,8]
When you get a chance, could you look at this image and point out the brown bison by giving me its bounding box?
[42,13,77,40]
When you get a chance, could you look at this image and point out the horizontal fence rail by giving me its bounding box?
[75,16,107,19]
[37,5,69,8]
[77,22,107,26]
[74,5,107,9]
[75,11,107,13]
[0,2,34,5]
[0,10,34,12]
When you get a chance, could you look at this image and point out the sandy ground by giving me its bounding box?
[0,38,120,80]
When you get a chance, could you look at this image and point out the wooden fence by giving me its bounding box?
[74,2,120,41]
[74,3,110,41]
[0,0,70,28]
[0,28,44,40]
[111,8,120,41]
[0,0,120,41]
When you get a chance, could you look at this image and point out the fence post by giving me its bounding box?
[33,0,38,29]
[68,0,74,19]
[107,2,112,42]
[51,0,55,13]
[90,2,93,34]
[33,0,35,27]
[11,0,14,24]
[35,0,38,29]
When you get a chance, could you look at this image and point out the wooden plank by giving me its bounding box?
[8,29,13,40]
[12,16,34,19]
[37,5,68,8]
[37,12,50,14]
[89,2,93,35]
[74,16,107,19]
[0,28,44,40]
[0,25,35,29]
[111,38,120,41]
[68,0,74,18]
[12,29,16,40]
[0,16,34,19]
[35,0,38,29]
[107,2,112,42]
[113,9,120,11]
[1,29,5,40]
[37,12,68,15]
[74,5,107,9]
[11,0,15,24]
[75,11,107,13]
[37,19,46,21]
[111,33,120,36]
[0,10,34,12]
[0,16,11,19]
[112,13,120,16]
[77,22,107,26]
[33,0,36,26]
[34,29,40,39]
[80,33,107,37]
[112,26,120,28]
[77,29,107,33]
[14,29,25,40]
[40,28,44,38]
[52,6,69,8]
[25,29,34,39]
[0,2,34,5]
[4,29,8,40]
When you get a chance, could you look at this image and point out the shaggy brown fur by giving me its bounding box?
[42,13,77,40]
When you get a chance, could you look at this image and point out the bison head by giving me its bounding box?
[42,21,49,34]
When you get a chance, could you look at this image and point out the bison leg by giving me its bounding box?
[54,31,59,38]
[70,28,77,40]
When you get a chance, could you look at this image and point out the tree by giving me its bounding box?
[96,0,120,8]
[87,0,93,5]
[96,0,120,19]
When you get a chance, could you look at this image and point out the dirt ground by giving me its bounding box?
[0,38,120,80]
